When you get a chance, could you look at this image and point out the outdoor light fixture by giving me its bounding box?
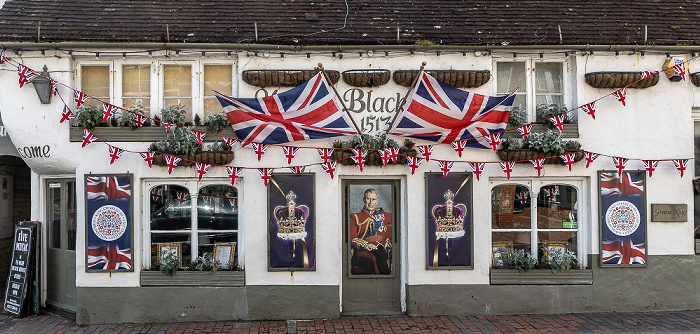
[31,65,52,104]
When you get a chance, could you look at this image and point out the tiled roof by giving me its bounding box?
[0,0,698,46]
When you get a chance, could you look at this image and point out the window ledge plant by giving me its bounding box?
[497,130,583,165]
[490,248,592,285]
[330,134,417,166]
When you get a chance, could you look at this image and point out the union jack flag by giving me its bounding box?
[500,161,514,180]
[548,114,565,133]
[351,149,366,172]
[87,244,132,270]
[674,159,688,177]
[530,158,545,177]
[317,148,334,163]
[74,91,88,108]
[86,176,132,201]
[560,153,577,172]
[602,238,645,265]
[389,72,515,146]
[102,103,118,122]
[258,168,273,186]
[82,129,97,148]
[321,161,337,179]
[60,105,75,124]
[612,157,628,175]
[195,162,212,180]
[215,73,355,145]
[289,166,306,173]
[108,146,124,164]
[640,71,656,80]
[451,140,467,157]
[407,156,422,175]
[0,55,6,64]
[600,172,643,197]
[51,79,58,96]
[581,102,596,120]
[162,122,174,134]
[224,137,238,149]
[378,149,391,166]
[17,64,38,88]
[283,146,299,164]
[135,114,146,127]
[643,160,658,177]
[438,161,453,178]
[226,166,242,186]
[165,155,181,174]
[584,152,599,169]
[418,145,434,161]
[387,147,399,163]
[469,162,485,181]
[252,143,268,161]
[517,124,532,139]
[192,130,207,145]
[485,132,502,151]
[612,88,627,106]
[140,152,154,168]
[672,63,686,80]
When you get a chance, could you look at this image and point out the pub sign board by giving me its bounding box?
[3,222,38,317]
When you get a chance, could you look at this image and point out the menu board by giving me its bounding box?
[3,222,37,316]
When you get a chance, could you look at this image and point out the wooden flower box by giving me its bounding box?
[331,148,417,166]
[152,151,234,167]
[393,70,491,88]
[496,149,584,165]
[242,70,340,88]
[341,69,391,87]
[584,71,659,89]
[140,270,245,287]
[68,126,237,143]
[490,269,593,285]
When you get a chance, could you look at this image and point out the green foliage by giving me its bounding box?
[508,105,527,128]
[403,139,415,149]
[159,252,179,276]
[537,104,572,129]
[207,140,231,152]
[341,133,400,150]
[541,249,578,273]
[160,104,188,126]
[150,126,201,155]
[524,130,565,155]
[565,140,582,150]
[332,139,344,149]
[205,113,231,133]
[500,137,522,150]
[121,103,147,130]
[512,249,537,273]
[75,104,103,131]
[415,39,436,46]
[191,254,221,273]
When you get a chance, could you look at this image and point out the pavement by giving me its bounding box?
[1,310,700,333]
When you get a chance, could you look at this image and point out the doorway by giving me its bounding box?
[342,180,401,314]
[45,179,77,312]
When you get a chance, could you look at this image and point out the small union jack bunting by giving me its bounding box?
[418,145,433,161]
[289,166,306,173]
[674,159,688,177]
[258,168,273,186]
[406,156,422,175]
[643,160,658,177]
[317,148,334,163]
[517,125,532,139]
[378,149,391,166]
[102,103,118,122]
[672,63,686,80]
[388,147,399,163]
[17,64,38,88]
[500,161,515,180]
[560,153,577,172]
[0,55,6,65]
[584,152,599,169]
[192,130,207,145]
[438,161,454,178]
[612,157,628,175]
[50,79,58,96]
[60,105,75,123]
[224,137,238,149]
[162,122,174,134]
[451,140,468,157]
[485,132,502,151]
[530,158,545,177]
[82,129,97,148]
[108,146,124,164]
[549,114,566,133]
[321,161,337,179]
[226,167,242,186]
[640,70,656,79]
[135,114,146,127]
[351,149,366,172]
[252,143,269,161]
[612,88,627,106]
[468,162,485,181]
[283,146,299,164]
[165,155,182,175]
[74,91,88,108]
[195,162,212,181]
[581,102,596,120]
[140,152,155,168]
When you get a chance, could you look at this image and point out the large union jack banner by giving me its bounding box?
[215,73,356,145]
[86,175,133,271]
[599,171,646,266]
[389,72,515,146]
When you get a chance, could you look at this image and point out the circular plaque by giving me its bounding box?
[605,200,640,236]
[91,205,128,241]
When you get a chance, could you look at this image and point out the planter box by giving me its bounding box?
[695,239,700,255]
[692,72,700,87]
[342,69,391,87]
[69,126,237,143]
[331,148,417,166]
[490,269,593,285]
[140,270,245,287]
[242,70,340,88]
[393,70,490,88]
[497,149,584,165]
[502,124,579,139]
[152,151,234,167]
[585,71,659,89]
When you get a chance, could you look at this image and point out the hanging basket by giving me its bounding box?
[584,72,659,89]
[496,149,584,165]
[393,70,491,88]
[242,70,340,88]
[152,151,234,167]
[693,178,700,195]
[690,72,700,87]
[330,148,417,166]
[342,70,391,87]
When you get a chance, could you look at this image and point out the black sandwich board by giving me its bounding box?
[3,222,40,317]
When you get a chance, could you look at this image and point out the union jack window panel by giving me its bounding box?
[598,171,646,267]
[85,174,134,272]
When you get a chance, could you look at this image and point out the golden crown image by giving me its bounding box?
[431,189,467,239]
[274,191,310,240]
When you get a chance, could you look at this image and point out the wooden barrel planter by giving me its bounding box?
[393,70,491,88]
[152,151,234,167]
[691,72,700,87]
[242,70,340,88]
[584,72,659,89]
[330,148,417,166]
[497,150,584,165]
[342,70,391,87]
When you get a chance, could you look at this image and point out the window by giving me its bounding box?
[163,64,193,119]
[203,65,233,118]
[79,65,111,108]
[147,181,238,268]
[122,64,151,113]
[491,180,583,268]
[496,59,567,122]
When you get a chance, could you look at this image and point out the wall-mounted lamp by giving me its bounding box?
[31,65,52,104]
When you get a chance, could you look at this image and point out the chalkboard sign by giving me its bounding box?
[4,222,37,316]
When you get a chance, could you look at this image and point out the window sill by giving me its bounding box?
[69,126,237,142]
[490,269,593,285]
[503,123,578,139]
[695,239,700,255]
[140,270,245,287]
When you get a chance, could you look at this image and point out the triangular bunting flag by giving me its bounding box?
[674,159,688,177]
[407,156,422,175]
[162,122,174,134]
[17,64,38,88]
[0,55,6,65]
[672,64,686,81]
[164,155,182,175]
[468,162,485,181]
[485,132,502,151]
[317,148,334,163]
[74,91,88,108]
[640,71,656,79]
[140,152,155,168]
[584,152,599,169]
[581,102,596,120]
[258,168,273,186]
[321,161,337,179]
[612,88,627,106]
[102,103,118,122]
[451,140,467,157]
[388,147,399,163]
[195,162,212,181]
[224,137,238,149]
[350,149,366,172]
[548,114,565,133]
[82,129,97,147]
[530,158,545,177]
[560,153,577,171]
[283,146,299,164]
[289,166,306,173]
[135,114,146,127]
[226,167,242,186]
[643,160,658,178]
[612,157,628,175]
[192,130,207,145]
[418,145,433,161]
[500,161,515,180]
[438,161,453,178]
[378,149,391,166]
[517,125,532,139]
[252,143,269,161]
[108,146,124,164]
[60,105,75,123]
[50,79,58,96]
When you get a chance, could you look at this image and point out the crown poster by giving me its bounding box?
[426,172,473,269]
[268,174,315,270]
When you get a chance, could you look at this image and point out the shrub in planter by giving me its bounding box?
[508,105,527,128]
[537,104,572,129]
[159,252,180,276]
[121,103,149,129]
[160,104,188,126]
[75,104,107,131]
[331,133,416,166]
[498,130,583,164]
[205,113,231,133]
[524,130,565,155]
